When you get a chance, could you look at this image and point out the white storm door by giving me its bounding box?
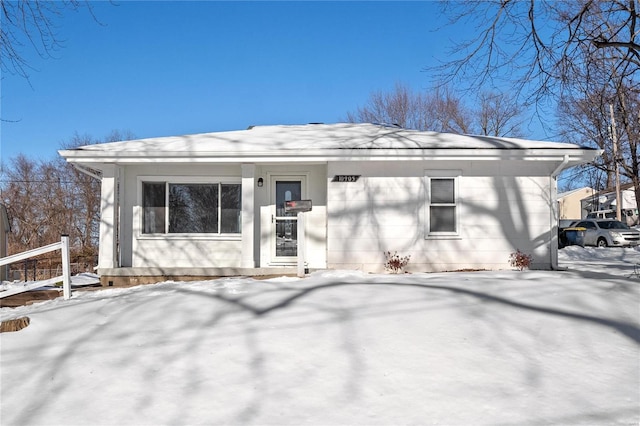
[271,177,305,263]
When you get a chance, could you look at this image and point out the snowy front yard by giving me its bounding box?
[1,247,639,425]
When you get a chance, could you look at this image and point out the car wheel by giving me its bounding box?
[597,238,608,248]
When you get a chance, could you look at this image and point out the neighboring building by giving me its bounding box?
[581,183,639,226]
[59,123,600,285]
[0,203,10,281]
[558,187,595,220]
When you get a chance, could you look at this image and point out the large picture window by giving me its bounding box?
[426,174,459,236]
[142,181,241,234]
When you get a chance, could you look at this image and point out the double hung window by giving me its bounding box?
[426,172,459,236]
[142,181,241,234]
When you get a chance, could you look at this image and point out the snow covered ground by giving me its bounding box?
[1,247,639,426]
[0,272,101,292]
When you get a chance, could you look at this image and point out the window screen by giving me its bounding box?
[429,177,457,234]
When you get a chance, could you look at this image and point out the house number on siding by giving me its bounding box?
[332,175,360,182]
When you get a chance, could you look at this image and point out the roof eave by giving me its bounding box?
[59,148,601,164]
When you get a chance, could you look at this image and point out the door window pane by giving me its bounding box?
[276,181,302,217]
[276,219,297,256]
[274,179,302,258]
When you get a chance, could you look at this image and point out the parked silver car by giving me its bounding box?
[573,219,640,247]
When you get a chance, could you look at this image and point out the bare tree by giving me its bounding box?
[435,0,639,210]
[553,34,640,212]
[434,1,640,103]
[614,90,640,211]
[559,86,640,209]
[1,155,52,248]
[558,95,612,185]
[477,92,524,137]
[1,0,101,80]
[346,83,523,137]
[55,130,135,261]
[428,85,473,134]
[0,130,133,276]
[345,83,430,130]
[345,83,472,132]
[57,134,101,258]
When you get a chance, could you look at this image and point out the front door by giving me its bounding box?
[271,176,305,263]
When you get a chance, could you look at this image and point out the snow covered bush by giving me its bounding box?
[509,249,532,271]
[384,251,411,273]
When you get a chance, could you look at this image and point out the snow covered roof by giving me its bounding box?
[558,187,594,198]
[59,123,601,165]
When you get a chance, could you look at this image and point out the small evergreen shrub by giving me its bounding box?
[384,251,411,273]
[509,250,532,271]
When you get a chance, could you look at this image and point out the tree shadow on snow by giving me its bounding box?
[175,277,640,345]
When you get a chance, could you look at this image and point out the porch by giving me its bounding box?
[97,266,315,287]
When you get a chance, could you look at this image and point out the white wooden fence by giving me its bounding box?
[0,236,71,300]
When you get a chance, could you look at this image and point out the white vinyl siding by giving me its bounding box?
[327,162,553,272]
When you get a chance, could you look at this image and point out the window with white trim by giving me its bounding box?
[142,181,241,234]
[426,174,459,236]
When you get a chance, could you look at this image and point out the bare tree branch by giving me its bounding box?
[345,83,523,137]
[0,0,104,80]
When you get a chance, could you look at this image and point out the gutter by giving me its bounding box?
[61,150,596,165]
[551,154,570,177]
[550,155,570,270]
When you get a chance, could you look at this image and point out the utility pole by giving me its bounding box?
[609,104,622,221]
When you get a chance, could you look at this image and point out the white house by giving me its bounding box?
[580,183,638,225]
[59,123,600,285]
[557,187,595,220]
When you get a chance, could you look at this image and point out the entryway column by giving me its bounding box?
[241,164,256,268]
[98,165,118,269]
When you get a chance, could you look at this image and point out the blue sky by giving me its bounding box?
[1,1,530,162]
